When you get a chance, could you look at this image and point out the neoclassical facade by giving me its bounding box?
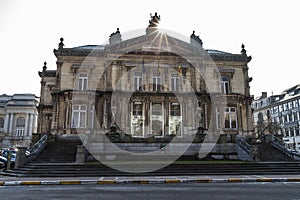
[38,14,253,141]
[0,94,38,148]
[252,85,300,152]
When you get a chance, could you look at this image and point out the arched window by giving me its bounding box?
[16,117,25,127]
[0,118,4,130]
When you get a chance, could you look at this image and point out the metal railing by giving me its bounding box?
[235,137,251,154]
[26,134,48,161]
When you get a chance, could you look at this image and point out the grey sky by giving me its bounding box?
[0,0,299,97]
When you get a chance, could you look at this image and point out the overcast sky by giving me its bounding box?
[0,0,299,98]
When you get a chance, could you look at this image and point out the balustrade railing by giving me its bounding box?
[235,137,251,154]
[26,134,48,162]
[270,135,300,161]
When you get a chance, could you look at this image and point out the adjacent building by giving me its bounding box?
[37,13,254,141]
[0,94,38,148]
[252,85,300,152]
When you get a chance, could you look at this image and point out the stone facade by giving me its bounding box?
[252,85,300,152]
[0,94,38,148]
[38,14,253,141]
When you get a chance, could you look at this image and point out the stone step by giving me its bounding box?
[258,143,293,162]
[4,162,300,177]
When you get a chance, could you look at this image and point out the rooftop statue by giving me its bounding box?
[148,12,160,27]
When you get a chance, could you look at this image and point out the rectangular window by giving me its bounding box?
[78,73,88,91]
[169,103,182,136]
[289,114,293,122]
[296,127,300,136]
[151,103,164,136]
[133,102,143,116]
[284,115,288,123]
[71,105,87,128]
[224,107,237,129]
[288,102,293,110]
[293,100,299,108]
[221,77,230,94]
[284,103,288,111]
[152,73,161,91]
[171,74,179,91]
[131,102,144,137]
[279,105,283,112]
[290,127,295,137]
[134,72,143,91]
[293,112,297,121]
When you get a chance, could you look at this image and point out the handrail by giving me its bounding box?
[270,135,300,161]
[26,134,48,161]
[236,137,251,154]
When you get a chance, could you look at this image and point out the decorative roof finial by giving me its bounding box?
[58,38,64,49]
[109,28,122,45]
[43,62,47,71]
[241,43,247,55]
[190,30,203,47]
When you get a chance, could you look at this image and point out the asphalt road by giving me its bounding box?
[1,182,300,200]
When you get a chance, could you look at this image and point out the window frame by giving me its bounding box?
[71,105,87,128]
[220,76,230,94]
[224,107,238,129]
[133,72,143,91]
[78,73,88,91]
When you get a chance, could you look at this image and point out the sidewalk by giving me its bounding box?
[2,174,300,186]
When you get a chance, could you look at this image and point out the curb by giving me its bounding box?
[1,178,300,186]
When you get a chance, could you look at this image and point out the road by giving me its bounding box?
[1,182,300,200]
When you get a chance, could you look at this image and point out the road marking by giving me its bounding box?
[256,178,274,182]
[60,180,81,185]
[228,178,243,183]
[21,181,41,185]
[196,179,212,183]
[98,180,116,184]
[165,179,181,183]
[287,178,300,182]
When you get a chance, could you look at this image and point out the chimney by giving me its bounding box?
[261,92,267,98]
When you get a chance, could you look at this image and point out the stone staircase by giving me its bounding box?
[258,142,293,162]
[31,135,82,163]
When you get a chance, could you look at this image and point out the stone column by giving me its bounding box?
[28,113,34,137]
[24,113,29,136]
[4,113,9,132]
[9,113,14,134]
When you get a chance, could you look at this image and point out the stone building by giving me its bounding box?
[252,85,300,152]
[37,13,253,142]
[0,94,38,148]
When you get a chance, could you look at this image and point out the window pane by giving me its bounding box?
[0,118,4,128]
[72,112,79,128]
[16,117,25,127]
[80,112,86,128]
[152,103,162,115]
[224,113,230,128]
[231,114,237,128]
